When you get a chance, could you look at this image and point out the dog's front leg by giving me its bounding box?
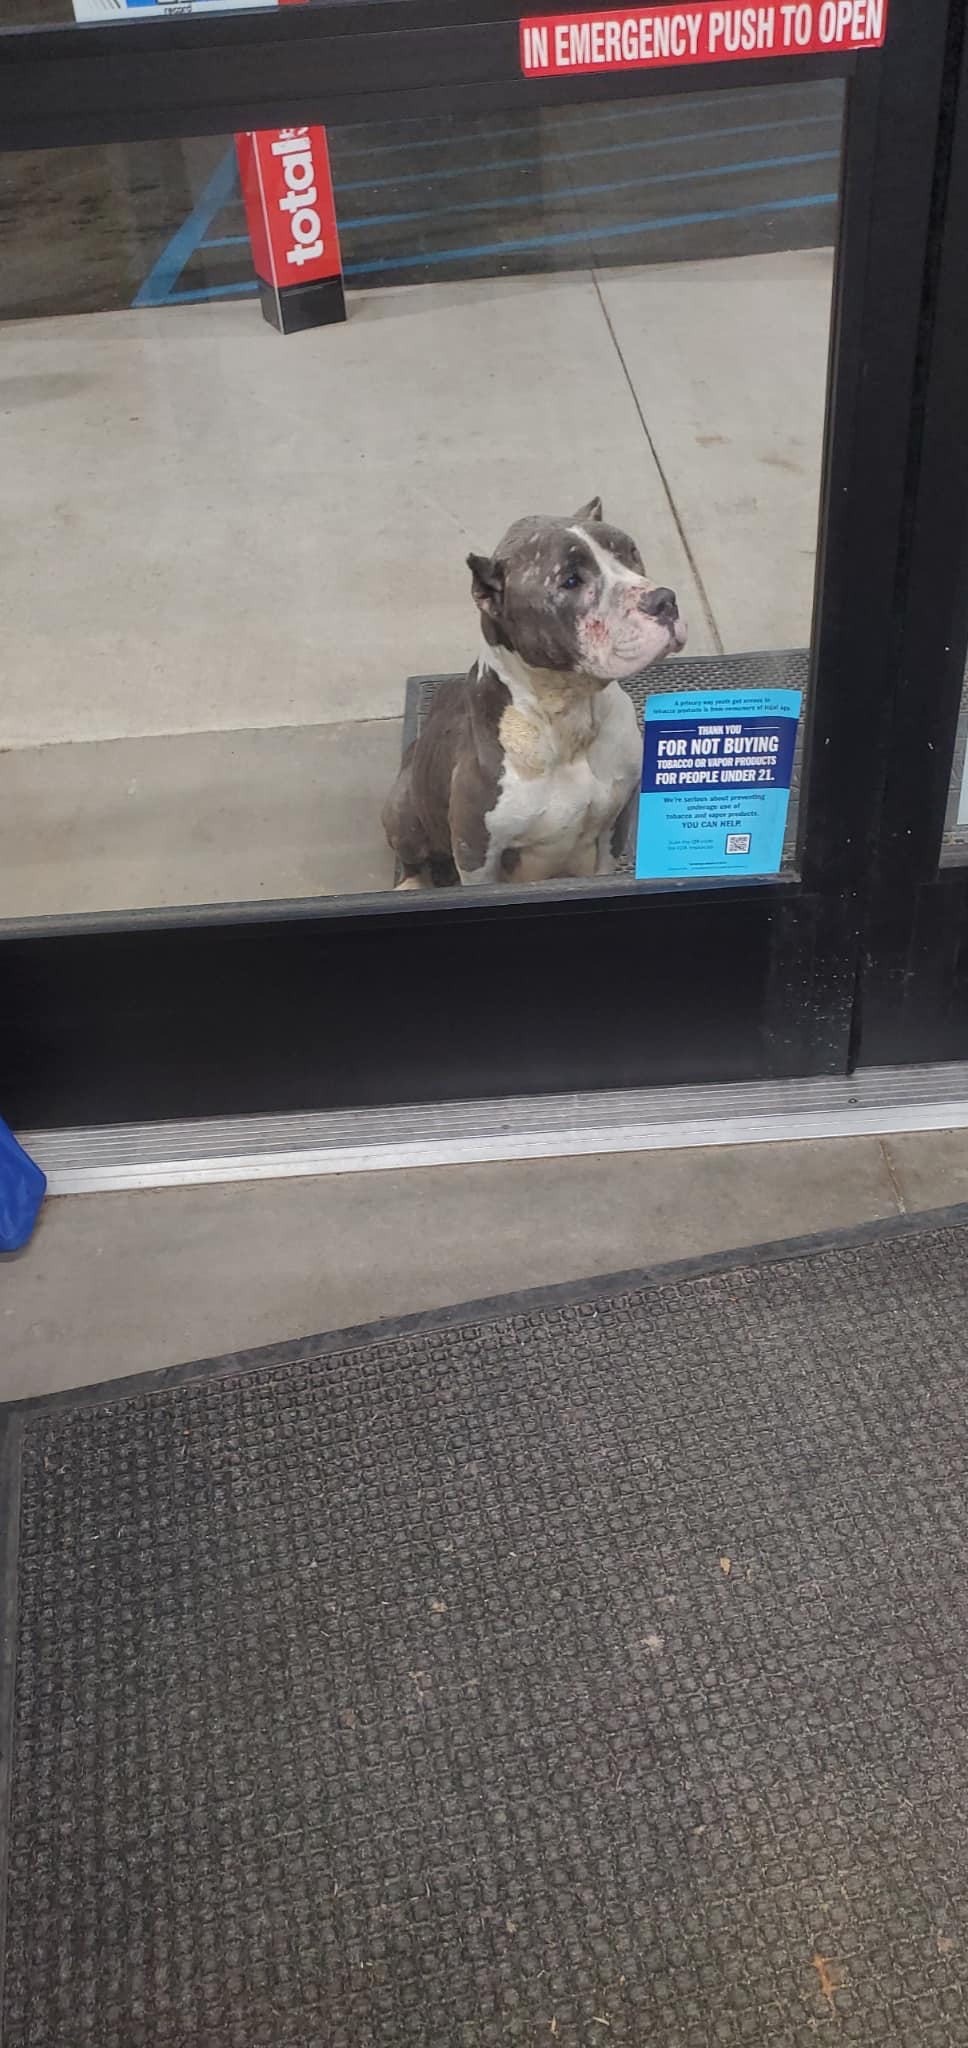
[600,793,636,874]
[595,829,618,877]
[455,850,504,886]
[450,764,506,886]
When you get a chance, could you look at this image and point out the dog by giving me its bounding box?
[383,497,687,888]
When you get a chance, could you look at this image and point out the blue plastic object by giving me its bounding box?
[0,1120,46,1252]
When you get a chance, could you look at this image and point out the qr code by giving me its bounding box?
[725,833,752,856]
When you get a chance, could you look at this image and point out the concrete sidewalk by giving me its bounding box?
[2,1127,965,1403]
[0,249,832,917]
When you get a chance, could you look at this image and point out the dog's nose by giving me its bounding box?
[639,586,678,624]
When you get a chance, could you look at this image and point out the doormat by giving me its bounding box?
[402,647,808,877]
[4,1206,968,2047]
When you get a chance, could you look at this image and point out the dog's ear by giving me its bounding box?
[572,495,603,525]
[467,552,505,620]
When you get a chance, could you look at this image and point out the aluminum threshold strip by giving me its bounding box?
[22,1062,968,1195]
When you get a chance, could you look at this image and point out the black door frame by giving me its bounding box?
[853,5,968,1068]
[0,0,958,1128]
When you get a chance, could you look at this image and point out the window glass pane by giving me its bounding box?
[942,681,968,859]
[0,82,843,918]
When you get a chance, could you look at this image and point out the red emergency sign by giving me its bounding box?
[519,0,887,76]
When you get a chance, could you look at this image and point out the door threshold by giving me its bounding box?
[21,1063,968,1195]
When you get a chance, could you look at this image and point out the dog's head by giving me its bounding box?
[467,497,687,685]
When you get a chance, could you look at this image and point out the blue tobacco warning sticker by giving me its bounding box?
[635,688,802,880]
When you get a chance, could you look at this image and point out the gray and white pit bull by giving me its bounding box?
[383,497,687,888]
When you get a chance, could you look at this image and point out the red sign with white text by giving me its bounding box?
[235,126,342,289]
[520,0,886,75]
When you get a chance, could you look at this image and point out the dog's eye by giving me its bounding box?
[561,571,582,590]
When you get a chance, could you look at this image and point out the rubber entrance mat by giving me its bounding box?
[4,1209,968,2047]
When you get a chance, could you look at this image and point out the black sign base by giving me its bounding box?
[258,273,347,335]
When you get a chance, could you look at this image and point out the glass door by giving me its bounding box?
[0,0,956,1128]
[0,83,844,921]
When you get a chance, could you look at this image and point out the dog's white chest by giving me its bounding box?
[485,681,641,881]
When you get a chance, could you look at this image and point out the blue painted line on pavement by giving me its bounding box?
[332,148,839,234]
[197,100,834,206]
[164,185,837,305]
[134,147,239,307]
[164,280,260,304]
[332,110,839,195]
[199,149,838,248]
[341,190,838,278]
[329,82,839,163]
